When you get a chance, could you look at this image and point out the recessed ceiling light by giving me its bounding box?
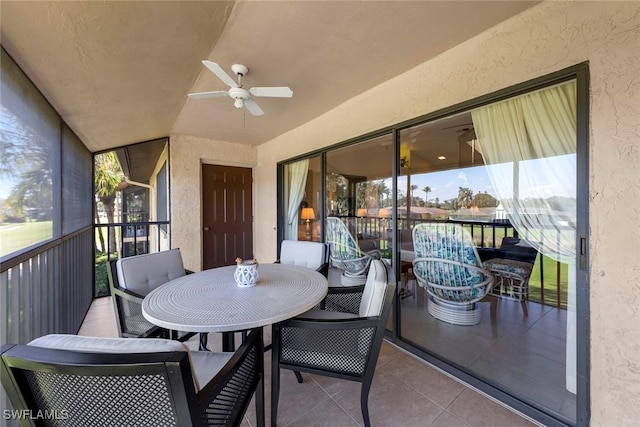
[438,156,446,160]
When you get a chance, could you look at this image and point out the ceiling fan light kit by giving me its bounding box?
[188,61,293,116]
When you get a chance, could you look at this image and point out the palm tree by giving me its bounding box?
[410,184,418,206]
[94,152,124,254]
[422,186,431,206]
[457,187,474,210]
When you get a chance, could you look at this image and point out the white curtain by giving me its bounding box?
[471,80,578,393]
[284,159,309,240]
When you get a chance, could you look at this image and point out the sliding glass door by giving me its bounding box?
[277,68,587,425]
[398,81,578,423]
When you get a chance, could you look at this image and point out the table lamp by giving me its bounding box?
[301,207,315,240]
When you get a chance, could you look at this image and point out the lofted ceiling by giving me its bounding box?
[0,1,538,153]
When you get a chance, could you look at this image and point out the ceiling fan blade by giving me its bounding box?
[202,60,238,88]
[249,87,293,98]
[188,91,229,99]
[243,98,264,116]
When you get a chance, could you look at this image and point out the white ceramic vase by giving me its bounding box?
[234,259,259,287]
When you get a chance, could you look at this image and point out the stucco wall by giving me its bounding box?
[253,2,640,424]
[170,133,257,272]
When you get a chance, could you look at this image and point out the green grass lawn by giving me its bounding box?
[529,255,568,308]
[0,221,53,257]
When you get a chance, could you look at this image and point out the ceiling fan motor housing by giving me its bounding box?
[228,87,251,108]
[231,64,249,77]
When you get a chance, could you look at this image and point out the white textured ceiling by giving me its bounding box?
[1,1,538,152]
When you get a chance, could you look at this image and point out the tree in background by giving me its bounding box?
[457,187,474,209]
[410,184,418,206]
[474,191,498,208]
[422,186,432,206]
[94,151,124,253]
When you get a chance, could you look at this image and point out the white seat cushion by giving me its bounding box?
[190,351,234,389]
[27,334,230,392]
[279,240,326,270]
[116,249,186,295]
[359,259,388,317]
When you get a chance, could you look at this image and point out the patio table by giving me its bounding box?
[142,263,328,351]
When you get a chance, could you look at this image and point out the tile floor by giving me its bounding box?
[79,296,539,426]
[397,276,576,421]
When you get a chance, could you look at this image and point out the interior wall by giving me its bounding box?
[169,133,257,272]
[254,2,640,424]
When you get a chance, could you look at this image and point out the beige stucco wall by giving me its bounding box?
[252,2,640,425]
[170,133,257,272]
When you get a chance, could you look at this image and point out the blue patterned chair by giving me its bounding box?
[326,217,380,287]
[412,223,494,325]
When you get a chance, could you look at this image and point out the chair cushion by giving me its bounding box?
[190,351,234,390]
[359,260,388,317]
[116,249,186,295]
[28,334,211,390]
[483,258,534,279]
[280,240,326,270]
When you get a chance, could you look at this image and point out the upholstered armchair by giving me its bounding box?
[108,249,196,342]
[412,223,494,325]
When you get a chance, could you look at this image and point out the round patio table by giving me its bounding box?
[142,263,328,349]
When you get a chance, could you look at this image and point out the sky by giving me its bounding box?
[391,154,576,203]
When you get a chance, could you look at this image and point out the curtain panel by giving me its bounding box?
[471,80,578,393]
[284,159,309,240]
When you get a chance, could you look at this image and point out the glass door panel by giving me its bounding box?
[325,134,394,329]
[398,81,577,423]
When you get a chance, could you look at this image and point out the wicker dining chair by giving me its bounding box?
[1,329,264,427]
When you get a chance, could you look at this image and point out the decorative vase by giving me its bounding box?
[234,258,259,287]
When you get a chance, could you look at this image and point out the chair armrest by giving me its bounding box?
[365,249,381,259]
[316,261,329,278]
[110,285,145,305]
[278,315,380,330]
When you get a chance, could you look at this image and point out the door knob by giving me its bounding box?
[204,226,210,231]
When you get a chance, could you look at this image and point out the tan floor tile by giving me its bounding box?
[447,389,536,427]
[286,398,359,427]
[429,411,470,427]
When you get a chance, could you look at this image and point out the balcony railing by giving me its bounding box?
[347,216,567,309]
[94,221,171,297]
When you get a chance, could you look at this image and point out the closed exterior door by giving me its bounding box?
[202,164,253,269]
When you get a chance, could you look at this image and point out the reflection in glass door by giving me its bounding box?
[283,156,321,242]
[325,134,394,328]
[398,81,578,423]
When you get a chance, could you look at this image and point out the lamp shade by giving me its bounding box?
[301,207,315,221]
[378,208,390,218]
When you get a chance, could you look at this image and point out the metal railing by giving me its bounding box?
[344,216,567,309]
[94,221,171,296]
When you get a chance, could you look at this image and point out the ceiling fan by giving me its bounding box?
[188,61,293,116]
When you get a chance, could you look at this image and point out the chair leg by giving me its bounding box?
[271,345,280,426]
[294,371,303,383]
[360,382,372,427]
[199,333,208,351]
